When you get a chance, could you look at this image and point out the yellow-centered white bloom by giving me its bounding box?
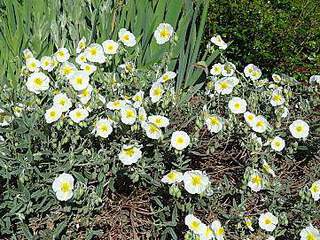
[80,63,97,75]
[222,62,236,77]
[69,71,90,91]
[205,115,223,133]
[185,214,206,235]
[228,97,247,114]
[69,108,89,123]
[248,171,263,192]
[300,224,320,240]
[138,107,147,122]
[40,56,54,72]
[141,122,162,140]
[258,212,278,232]
[244,64,262,80]
[244,217,254,231]
[132,91,144,108]
[210,63,223,76]
[45,106,62,124]
[262,160,276,177]
[55,48,70,62]
[271,136,285,152]
[120,106,137,125]
[272,73,282,83]
[76,37,87,54]
[183,170,209,194]
[171,131,190,150]
[26,72,50,94]
[310,75,320,84]
[244,111,256,127]
[118,145,142,165]
[78,85,93,105]
[26,57,40,72]
[161,170,183,184]
[252,115,269,133]
[59,61,77,78]
[270,90,285,106]
[102,40,119,55]
[118,28,136,47]
[211,220,225,240]
[210,35,227,50]
[106,100,126,110]
[289,120,309,139]
[150,82,164,103]
[158,71,176,83]
[52,173,74,201]
[200,225,214,240]
[154,23,174,45]
[148,115,169,128]
[84,43,105,63]
[95,119,113,138]
[75,53,87,65]
[310,180,320,201]
[23,48,34,60]
[53,93,72,112]
[215,78,234,95]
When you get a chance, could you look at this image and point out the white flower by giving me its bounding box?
[132,91,144,108]
[161,170,183,184]
[310,180,320,201]
[228,97,247,114]
[148,115,169,128]
[52,173,74,201]
[84,43,105,63]
[59,62,77,78]
[26,57,40,72]
[158,71,176,83]
[171,131,190,150]
[272,73,282,83]
[244,64,262,80]
[252,115,269,133]
[271,136,285,152]
[53,93,72,112]
[300,224,320,240]
[150,82,164,103]
[248,171,263,192]
[210,63,223,76]
[102,40,119,55]
[80,63,97,75]
[210,35,227,50]
[205,115,223,133]
[262,160,276,177]
[75,53,87,65]
[118,28,136,47]
[23,48,34,60]
[40,56,54,72]
[222,62,236,76]
[270,90,285,106]
[45,106,62,124]
[55,48,70,62]
[215,78,234,95]
[185,214,206,235]
[289,120,309,139]
[69,71,90,91]
[211,220,225,240]
[26,72,50,94]
[258,212,278,232]
[118,145,142,165]
[183,170,209,194]
[141,122,162,140]
[76,37,87,54]
[95,119,113,138]
[69,108,89,123]
[138,107,147,122]
[106,100,126,110]
[199,225,214,240]
[309,75,320,84]
[78,85,93,105]
[154,23,174,45]
[244,111,256,127]
[120,106,137,125]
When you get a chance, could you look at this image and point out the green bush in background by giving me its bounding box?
[206,0,320,77]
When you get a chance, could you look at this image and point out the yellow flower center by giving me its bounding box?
[191,175,202,186]
[190,221,200,231]
[107,45,114,51]
[220,81,229,90]
[75,111,83,119]
[58,51,65,57]
[296,126,303,132]
[252,175,262,185]
[264,218,272,225]
[76,77,83,85]
[176,136,185,145]
[256,120,264,127]
[162,74,169,82]
[49,111,57,118]
[234,102,241,109]
[149,124,159,134]
[160,28,170,38]
[273,94,282,102]
[33,78,43,86]
[248,115,254,121]
[153,88,162,96]
[307,233,316,240]
[123,34,130,41]
[209,116,219,125]
[99,124,109,132]
[60,181,71,193]
[90,48,97,56]
[123,147,135,157]
[62,66,73,75]
[59,99,66,106]
[167,171,177,181]
[216,227,224,236]
[125,109,135,118]
[311,183,319,193]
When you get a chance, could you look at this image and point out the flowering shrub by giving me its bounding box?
[0,13,320,240]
